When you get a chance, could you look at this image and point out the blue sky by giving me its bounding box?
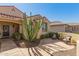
[0,3,79,23]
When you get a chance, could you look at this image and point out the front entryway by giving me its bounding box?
[0,21,21,39]
[3,25,9,38]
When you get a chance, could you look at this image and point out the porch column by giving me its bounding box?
[19,25,22,33]
[77,40,79,56]
[0,24,2,38]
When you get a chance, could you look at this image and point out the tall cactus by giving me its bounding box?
[22,13,42,42]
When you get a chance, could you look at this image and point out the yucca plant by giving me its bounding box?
[22,13,42,42]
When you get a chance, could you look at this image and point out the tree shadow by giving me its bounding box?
[27,43,67,56]
[46,44,66,50]
[33,47,43,56]
[53,43,67,49]
[45,45,65,52]
[39,38,60,45]
[27,47,43,56]
[0,38,75,56]
[28,41,74,56]
[52,47,76,56]
[38,46,54,56]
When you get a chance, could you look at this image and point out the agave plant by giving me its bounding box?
[22,13,42,42]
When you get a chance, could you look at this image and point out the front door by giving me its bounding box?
[3,25,9,38]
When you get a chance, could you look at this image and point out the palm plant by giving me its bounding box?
[22,13,42,42]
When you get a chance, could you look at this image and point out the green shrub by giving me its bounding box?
[40,33,49,39]
[55,32,60,39]
[40,32,60,39]
[12,32,22,41]
[48,32,54,38]
[58,32,65,40]
[40,34,45,39]
[45,33,49,38]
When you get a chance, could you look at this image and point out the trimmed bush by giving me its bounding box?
[55,32,60,39]
[48,32,54,38]
[40,32,60,39]
[12,32,22,41]
[58,32,66,40]
[45,33,49,38]
[40,33,49,39]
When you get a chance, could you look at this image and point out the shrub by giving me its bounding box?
[40,32,60,39]
[40,32,61,40]
[45,33,49,38]
[40,33,49,39]
[50,32,58,39]
[55,32,60,39]
[58,32,66,40]
[48,32,54,38]
[12,32,22,41]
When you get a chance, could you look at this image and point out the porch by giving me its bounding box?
[0,21,22,38]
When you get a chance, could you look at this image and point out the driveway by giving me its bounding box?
[0,38,76,56]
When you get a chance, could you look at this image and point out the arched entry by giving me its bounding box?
[0,21,21,38]
[3,25,9,38]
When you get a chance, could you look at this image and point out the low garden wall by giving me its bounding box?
[40,32,79,45]
[77,40,79,56]
[59,32,79,45]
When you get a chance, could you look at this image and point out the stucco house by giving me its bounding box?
[49,21,71,32]
[1,6,79,39]
[0,6,49,38]
[50,21,79,33]
[68,23,79,33]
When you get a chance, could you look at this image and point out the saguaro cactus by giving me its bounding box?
[22,13,42,42]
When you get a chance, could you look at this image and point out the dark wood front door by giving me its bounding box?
[3,25,9,38]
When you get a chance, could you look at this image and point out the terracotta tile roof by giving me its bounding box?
[50,21,67,26]
[0,6,24,19]
[0,12,23,18]
[0,6,23,14]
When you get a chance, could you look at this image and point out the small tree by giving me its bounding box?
[22,13,42,42]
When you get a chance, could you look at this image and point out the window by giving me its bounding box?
[42,23,47,32]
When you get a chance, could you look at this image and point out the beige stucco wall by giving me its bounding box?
[49,25,66,32]
[71,25,79,33]
[65,25,72,32]
[77,40,79,56]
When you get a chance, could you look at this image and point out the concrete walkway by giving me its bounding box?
[0,39,23,56]
[0,38,76,56]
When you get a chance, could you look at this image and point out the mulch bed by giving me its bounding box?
[13,40,24,47]
[25,40,40,48]
[13,39,41,48]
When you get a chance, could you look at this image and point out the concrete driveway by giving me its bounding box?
[0,38,76,56]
